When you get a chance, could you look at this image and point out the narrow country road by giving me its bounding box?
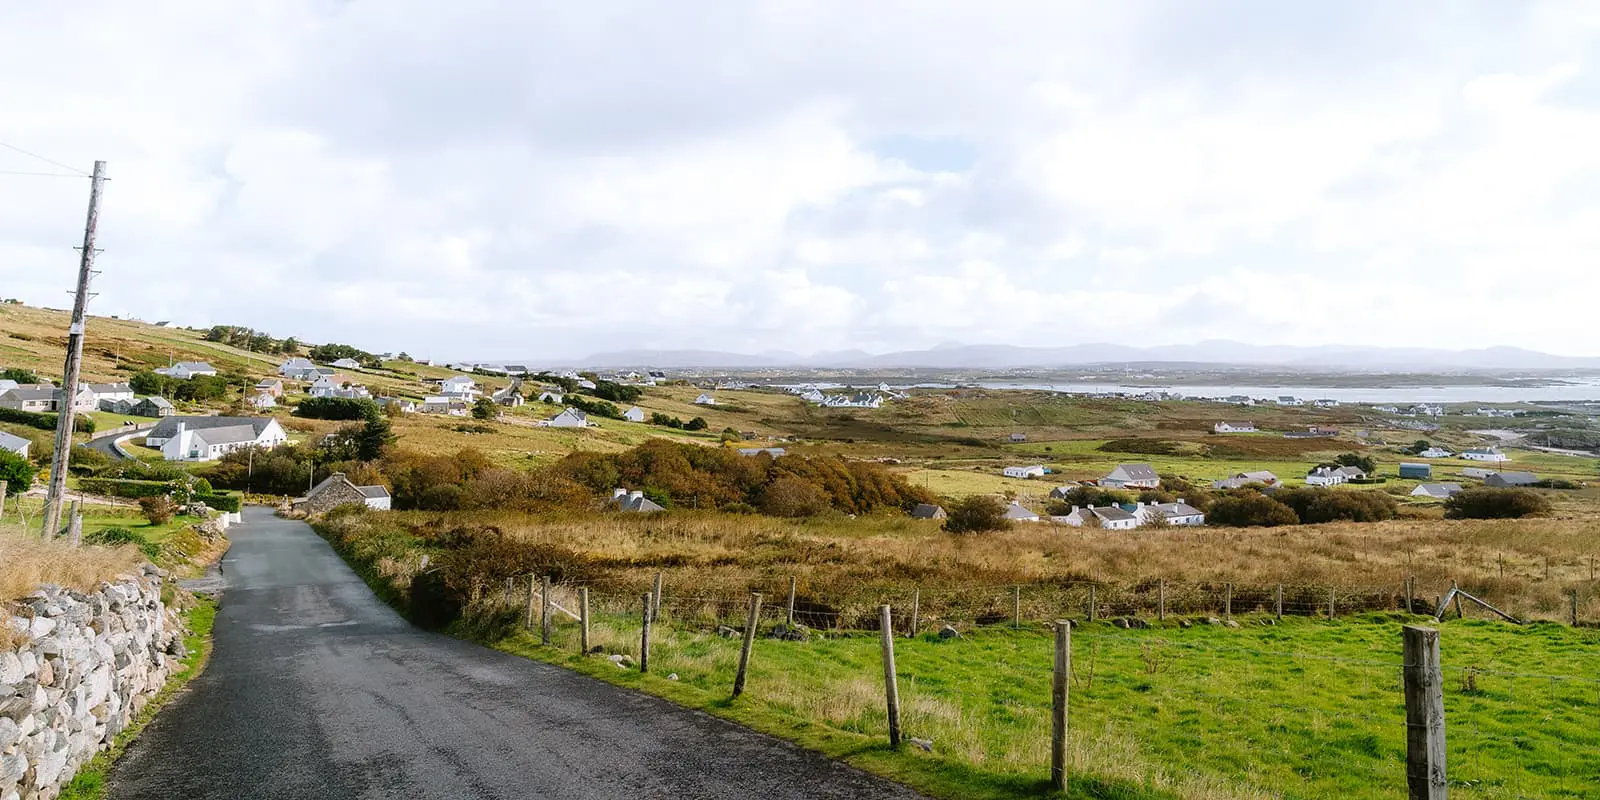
[107,508,928,800]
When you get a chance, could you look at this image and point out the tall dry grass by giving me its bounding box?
[328,509,1600,625]
[0,523,146,600]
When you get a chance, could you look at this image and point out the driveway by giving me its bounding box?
[106,507,928,800]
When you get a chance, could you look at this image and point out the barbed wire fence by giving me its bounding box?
[462,570,1599,799]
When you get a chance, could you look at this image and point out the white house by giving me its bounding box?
[0,386,60,412]
[1418,447,1453,459]
[576,378,597,390]
[78,382,134,411]
[1143,500,1205,526]
[1053,505,1138,530]
[799,389,826,404]
[1102,463,1160,489]
[1003,465,1047,479]
[154,361,216,379]
[622,406,646,422]
[1212,470,1279,489]
[331,357,362,369]
[608,488,665,513]
[421,396,467,415]
[694,393,717,405]
[377,397,417,414]
[248,393,277,409]
[1305,465,1366,486]
[738,447,787,457]
[1411,483,1463,499]
[0,430,30,458]
[440,375,478,397]
[1313,399,1339,408]
[1002,502,1041,522]
[1462,467,1497,479]
[537,390,565,404]
[279,357,317,379]
[1484,471,1538,487]
[1213,422,1257,434]
[1462,448,1509,463]
[544,408,590,428]
[254,379,284,398]
[153,417,287,462]
[492,383,525,407]
[1276,396,1303,406]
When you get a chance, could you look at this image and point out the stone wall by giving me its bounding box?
[0,567,185,800]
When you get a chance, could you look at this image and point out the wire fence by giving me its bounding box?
[460,570,1600,799]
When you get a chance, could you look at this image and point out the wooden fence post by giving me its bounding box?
[1328,586,1336,619]
[1157,578,1165,622]
[786,575,797,626]
[1088,585,1097,622]
[910,588,920,638]
[67,502,81,547]
[640,592,653,674]
[1050,619,1070,792]
[1451,581,1463,620]
[579,587,590,654]
[1405,576,1415,614]
[878,605,901,748]
[1224,583,1233,619]
[1013,585,1022,629]
[0,480,8,519]
[1275,584,1284,619]
[652,572,664,621]
[1402,626,1447,799]
[541,575,552,646]
[733,593,762,697]
[503,577,512,609]
[524,574,537,630]
[1571,589,1579,627]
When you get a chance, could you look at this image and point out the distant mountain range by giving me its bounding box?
[571,341,1600,371]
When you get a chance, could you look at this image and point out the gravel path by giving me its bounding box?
[106,507,928,800]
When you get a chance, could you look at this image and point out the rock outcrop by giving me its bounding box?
[0,567,184,800]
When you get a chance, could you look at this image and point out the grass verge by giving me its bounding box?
[57,596,218,800]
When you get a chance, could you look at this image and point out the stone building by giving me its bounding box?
[293,473,392,514]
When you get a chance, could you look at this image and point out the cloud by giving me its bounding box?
[5,1,1600,359]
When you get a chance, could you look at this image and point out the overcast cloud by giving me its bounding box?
[4,1,1600,360]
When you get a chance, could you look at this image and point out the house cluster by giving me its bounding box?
[1305,464,1367,486]
[789,384,889,408]
[1004,497,1205,528]
[144,416,287,462]
[1374,404,1444,418]
[153,361,216,379]
[0,380,174,417]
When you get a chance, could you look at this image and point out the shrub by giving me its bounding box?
[85,526,160,558]
[1445,488,1551,519]
[471,398,497,420]
[0,450,36,496]
[1207,493,1299,527]
[1098,438,1183,456]
[685,417,708,431]
[1272,487,1398,524]
[295,397,381,421]
[1334,453,1378,474]
[78,478,173,499]
[0,407,94,433]
[943,495,1010,534]
[139,496,176,525]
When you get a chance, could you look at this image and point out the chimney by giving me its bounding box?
[613,488,627,499]
[331,472,346,481]
[1177,498,1186,505]
[629,491,643,501]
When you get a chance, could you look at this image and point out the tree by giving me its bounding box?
[1410,440,1432,455]
[0,367,39,384]
[1207,493,1299,527]
[757,475,830,517]
[1334,453,1378,475]
[295,397,382,421]
[0,450,37,496]
[685,416,709,431]
[282,337,300,354]
[943,495,1010,534]
[355,416,396,460]
[471,398,497,420]
[1444,488,1551,519]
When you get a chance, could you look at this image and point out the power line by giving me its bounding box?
[0,169,86,178]
[0,139,91,177]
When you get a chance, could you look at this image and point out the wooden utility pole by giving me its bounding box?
[579,587,591,654]
[42,160,106,539]
[1402,626,1447,799]
[878,605,901,748]
[640,592,653,673]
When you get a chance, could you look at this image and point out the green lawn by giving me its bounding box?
[498,609,1599,800]
[82,410,161,431]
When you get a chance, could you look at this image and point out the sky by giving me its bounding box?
[4,1,1600,361]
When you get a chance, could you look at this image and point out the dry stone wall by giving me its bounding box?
[0,567,185,800]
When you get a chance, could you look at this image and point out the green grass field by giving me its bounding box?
[498,606,1599,800]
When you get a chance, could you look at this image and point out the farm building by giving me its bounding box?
[1411,483,1463,499]
[1003,502,1041,522]
[1003,465,1047,479]
[1462,448,1509,463]
[1484,471,1538,487]
[910,503,947,520]
[1101,463,1159,489]
[1398,463,1433,479]
[1213,422,1256,433]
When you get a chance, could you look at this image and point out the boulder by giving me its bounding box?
[606,654,635,668]
[715,626,739,639]
[767,623,809,642]
[937,625,962,640]
[1204,617,1223,626]
[1224,619,1241,629]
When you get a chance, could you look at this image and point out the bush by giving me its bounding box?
[1098,438,1184,456]
[85,526,160,558]
[0,450,37,496]
[139,495,176,525]
[0,407,94,433]
[1272,487,1397,524]
[294,397,381,421]
[202,492,242,513]
[1207,493,1299,527]
[685,417,709,431]
[471,398,497,420]
[78,478,174,499]
[943,495,1011,534]
[1444,488,1551,519]
[1334,453,1378,474]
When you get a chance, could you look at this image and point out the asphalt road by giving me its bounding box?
[107,507,928,800]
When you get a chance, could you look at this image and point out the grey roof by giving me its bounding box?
[1150,502,1203,517]
[1399,462,1430,470]
[1487,471,1538,485]
[1003,502,1039,520]
[189,424,261,446]
[85,382,131,393]
[910,503,946,519]
[148,415,276,440]
[169,361,215,371]
[0,430,30,453]
[1336,466,1367,478]
[140,396,175,409]
[1108,464,1159,482]
[356,485,390,499]
[1,386,59,402]
[1414,483,1463,497]
[1092,506,1136,522]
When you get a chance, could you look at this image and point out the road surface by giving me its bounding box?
[107,508,927,800]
